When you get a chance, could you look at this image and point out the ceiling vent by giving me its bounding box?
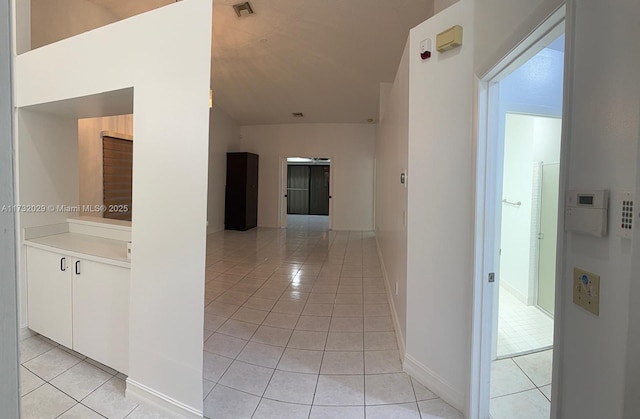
[233,2,254,17]
[292,112,304,118]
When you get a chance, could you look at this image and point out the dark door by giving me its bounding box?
[287,165,309,214]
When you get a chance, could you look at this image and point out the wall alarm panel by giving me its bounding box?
[618,192,634,239]
[565,189,609,237]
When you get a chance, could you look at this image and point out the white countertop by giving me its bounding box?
[25,233,130,268]
[67,216,131,231]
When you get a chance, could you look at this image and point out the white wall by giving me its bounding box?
[625,130,640,419]
[16,110,79,326]
[208,104,240,233]
[474,0,563,77]
[30,0,118,50]
[434,0,459,14]
[556,1,640,418]
[13,0,30,54]
[78,114,134,215]
[0,1,20,415]
[500,114,561,302]
[375,46,409,349]
[403,1,474,412]
[14,1,212,415]
[239,123,375,231]
[500,114,535,301]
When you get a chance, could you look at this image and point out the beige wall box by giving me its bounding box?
[436,25,463,52]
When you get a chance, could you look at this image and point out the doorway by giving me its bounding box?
[473,10,566,419]
[497,113,560,358]
[280,157,331,230]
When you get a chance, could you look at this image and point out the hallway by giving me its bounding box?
[15,221,463,418]
[202,222,463,418]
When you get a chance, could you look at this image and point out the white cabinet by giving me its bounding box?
[73,259,129,374]
[26,246,130,374]
[26,247,73,348]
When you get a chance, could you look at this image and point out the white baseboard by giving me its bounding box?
[403,353,465,413]
[500,281,529,305]
[20,326,36,341]
[374,237,406,360]
[330,227,375,232]
[126,378,203,419]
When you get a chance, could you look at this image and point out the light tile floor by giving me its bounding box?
[202,218,463,418]
[19,334,149,418]
[490,349,552,419]
[497,287,554,358]
[18,216,462,418]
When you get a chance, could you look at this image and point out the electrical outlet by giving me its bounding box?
[573,268,600,315]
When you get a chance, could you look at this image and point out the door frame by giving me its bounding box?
[536,160,561,316]
[0,0,20,415]
[470,5,567,418]
[279,155,334,229]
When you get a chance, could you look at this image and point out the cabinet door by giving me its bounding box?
[72,259,130,374]
[26,247,73,347]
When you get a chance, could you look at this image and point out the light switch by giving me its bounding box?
[573,268,600,315]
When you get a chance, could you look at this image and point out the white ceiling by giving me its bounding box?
[87,0,434,125]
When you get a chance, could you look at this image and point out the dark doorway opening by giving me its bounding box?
[287,163,330,215]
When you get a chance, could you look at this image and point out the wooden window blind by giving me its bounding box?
[102,135,132,221]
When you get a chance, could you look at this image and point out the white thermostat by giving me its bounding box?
[565,190,609,237]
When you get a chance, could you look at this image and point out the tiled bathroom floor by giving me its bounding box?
[18,218,462,418]
[490,349,552,419]
[497,287,554,358]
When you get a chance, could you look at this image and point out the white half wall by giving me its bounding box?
[14,1,212,415]
[208,104,240,234]
[374,44,410,348]
[239,123,375,231]
[405,1,474,412]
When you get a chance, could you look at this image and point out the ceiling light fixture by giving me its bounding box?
[232,2,254,17]
[292,112,304,118]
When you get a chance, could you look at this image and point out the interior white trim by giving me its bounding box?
[126,378,203,419]
[404,352,465,412]
[375,236,406,359]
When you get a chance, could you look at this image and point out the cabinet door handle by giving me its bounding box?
[75,260,81,275]
[60,257,66,271]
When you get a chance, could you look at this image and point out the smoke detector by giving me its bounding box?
[233,2,254,17]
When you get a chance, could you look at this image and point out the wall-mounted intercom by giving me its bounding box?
[565,189,609,237]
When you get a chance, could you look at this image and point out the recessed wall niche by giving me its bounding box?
[78,115,134,220]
